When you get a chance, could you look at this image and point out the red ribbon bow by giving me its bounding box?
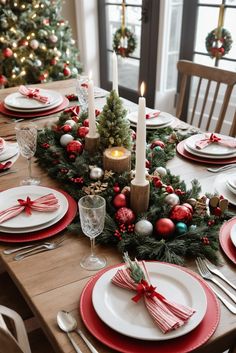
[19,85,50,104]
[132,279,165,303]
[18,196,34,215]
[64,105,80,116]
[209,133,221,143]
[195,133,236,150]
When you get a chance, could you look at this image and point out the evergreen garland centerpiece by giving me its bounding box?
[36,91,232,265]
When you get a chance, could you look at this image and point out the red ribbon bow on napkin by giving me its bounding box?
[0,193,59,224]
[64,105,80,116]
[0,161,12,172]
[112,258,195,333]
[195,133,236,150]
[19,85,50,104]
[146,111,161,120]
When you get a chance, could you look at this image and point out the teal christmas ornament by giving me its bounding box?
[176,222,188,235]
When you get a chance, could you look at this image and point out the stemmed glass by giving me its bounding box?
[76,75,89,112]
[15,123,40,185]
[78,195,107,270]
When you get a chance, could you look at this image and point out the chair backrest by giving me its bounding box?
[176,60,236,136]
[0,305,31,353]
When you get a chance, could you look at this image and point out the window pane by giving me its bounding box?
[108,52,139,90]
[169,3,183,51]
[224,8,236,58]
[225,0,236,4]
[126,0,142,5]
[106,5,121,50]
[198,0,222,3]
[195,7,219,53]
[218,59,236,71]
[194,53,215,66]
[105,0,122,4]
[166,54,179,89]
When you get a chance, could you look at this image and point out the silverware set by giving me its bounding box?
[195,257,236,314]
[207,164,236,173]
[3,237,65,260]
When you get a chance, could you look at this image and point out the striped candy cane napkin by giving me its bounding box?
[19,85,50,104]
[112,253,195,334]
[0,193,59,224]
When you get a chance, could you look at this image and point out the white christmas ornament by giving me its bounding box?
[64,120,76,127]
[134,220,153,236]
[155,166,167,177]
[60,134,74,147]
[30,39,39,50]
[49,34,58,43]
[165,193,180,206]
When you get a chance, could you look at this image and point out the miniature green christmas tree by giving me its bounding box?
[0,0,82,88]
[97,90,132,150]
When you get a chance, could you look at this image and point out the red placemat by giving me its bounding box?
[219,217,236,264]
[0,97,69,118]
[80,262,220,353]
[0,190,77,243]
[176,140,236,165]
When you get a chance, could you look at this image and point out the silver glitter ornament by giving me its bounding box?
[90,167,104,180]
[165,193,180,206]
[134,220,153,236]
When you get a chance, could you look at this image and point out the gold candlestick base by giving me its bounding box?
[130,180,150,215]
[85,134,100,154]
[103,147,131,173]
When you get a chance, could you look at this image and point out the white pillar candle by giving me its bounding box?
[133,82,147,185]
[87,73,97,138]
[112,51,119,95]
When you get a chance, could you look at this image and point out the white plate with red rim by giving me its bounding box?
[4,95,63,113]
[230,223,236,248]
[184,143,236,160]
[0,142,19,162]
[185,134,236,156]
[127,110,174,127]
[92,262,207,341]
[0,186,68,229]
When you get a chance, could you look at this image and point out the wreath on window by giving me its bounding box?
[113,27,137,58]
[205,27,233,59]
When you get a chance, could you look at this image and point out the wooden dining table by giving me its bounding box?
[0,79,236,353]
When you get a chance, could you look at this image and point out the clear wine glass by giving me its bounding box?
[76,75,89,112]
[78,195,107,270]
[15,123,40,185]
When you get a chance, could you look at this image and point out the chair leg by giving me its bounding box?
[228,342,236,353]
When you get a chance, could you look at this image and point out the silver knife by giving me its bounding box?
[0,169,18,177]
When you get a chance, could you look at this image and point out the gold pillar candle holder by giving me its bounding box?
[130,179,150,215]
[103,147,131,173]
[85,133,100,154]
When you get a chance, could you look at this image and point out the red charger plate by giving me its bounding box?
[219,217,236,264]
[0,97,69,119]
[0,189,77,243]
[80,262,220,353]
[176,140,236,165]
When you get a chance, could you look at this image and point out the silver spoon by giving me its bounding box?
[57,310,99,353]
[57,311,83,353]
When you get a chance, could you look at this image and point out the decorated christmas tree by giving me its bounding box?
[97,90,132,150]
[0,0,82,88]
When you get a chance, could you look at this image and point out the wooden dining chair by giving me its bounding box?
[176,60,236,136]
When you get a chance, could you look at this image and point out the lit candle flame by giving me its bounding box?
[110,149,124,158]
[140,82,145,97]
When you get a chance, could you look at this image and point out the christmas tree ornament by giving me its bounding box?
[153,177,163,188]
[77,126,89,138]
[0,74,7,86]
[155,218,175,238]
[63,67,71,77]
[66,140,83,155]
[65,119,76,127]
[30,39,39,50]
[19,39,28,46]
[62,124,72,133]
[176,222,188,235]
[89,167,104,180]
[50,58,57,66]
[71,67,78,76]
[154,166,167,177]
[34,59,42,67]
[113,193,127,208]
[165,193,180,206]
[150,140,165,149]
[205,5,232,59]
[83,119,89,127]
[2,47,13,58]
[113,183,120,193]
[219,198,228,212]
[115,207,135,225]
[182,203,193,213]
[49,34,58,43]
[121,186,130,198]
[60,134,74,147]
[169,205,192,223]
[166,185,174,193]
[213,207,222,217]
[134,219,153,236]
[186,198,197,207]
[189,225,197,231]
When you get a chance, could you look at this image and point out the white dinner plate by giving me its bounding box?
[130,121,174,130]
[127,110,174,127]
[4,95,63,112]
[226,174,236,191]
[184,143,236,160]
[4,89,63,110]
[214,172,236,206]
[0,142,19,162]
[185,134,236,156]
[0,186,68,229]
[92,262,207,341]
[230,223,236,248]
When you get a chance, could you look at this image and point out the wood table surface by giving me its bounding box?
[0,80,235,353]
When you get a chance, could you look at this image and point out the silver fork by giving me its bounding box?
[14,237,65,261]
[195,257,236,304]
[207,164,236,173]
[209,286,236,314]
[3,241,51,255]
[202,258,236,291]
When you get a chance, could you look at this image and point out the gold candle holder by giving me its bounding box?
[103,147,131,173]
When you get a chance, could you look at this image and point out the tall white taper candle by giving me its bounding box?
[112,51,119,95]
[133,82,147,185]
[87,72,97,138]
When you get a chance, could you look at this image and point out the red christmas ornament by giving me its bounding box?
[39,73,47,81]
[113,183,120,194]
[115,207,135,225]
[150,140,165,149]
[50,58,57,65]
[3,47,13,58]
[213,207,222,217]
[41,143,50,149]
[66,140,83,155]
[153,177,163,188]
[63,67,71,77]
[62,124,72,133]
[169,205,192,223]
[83,118,89,127]
[77,126,89,138]
[0,74,7,86]
[146,159,151,168]
[155,218,175,238]
[95,109,101,117]
[113,193,127,209]
[19,39,28,47]
[166,185,174,193]
[71,116,79,123]
[182,203,193,213]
